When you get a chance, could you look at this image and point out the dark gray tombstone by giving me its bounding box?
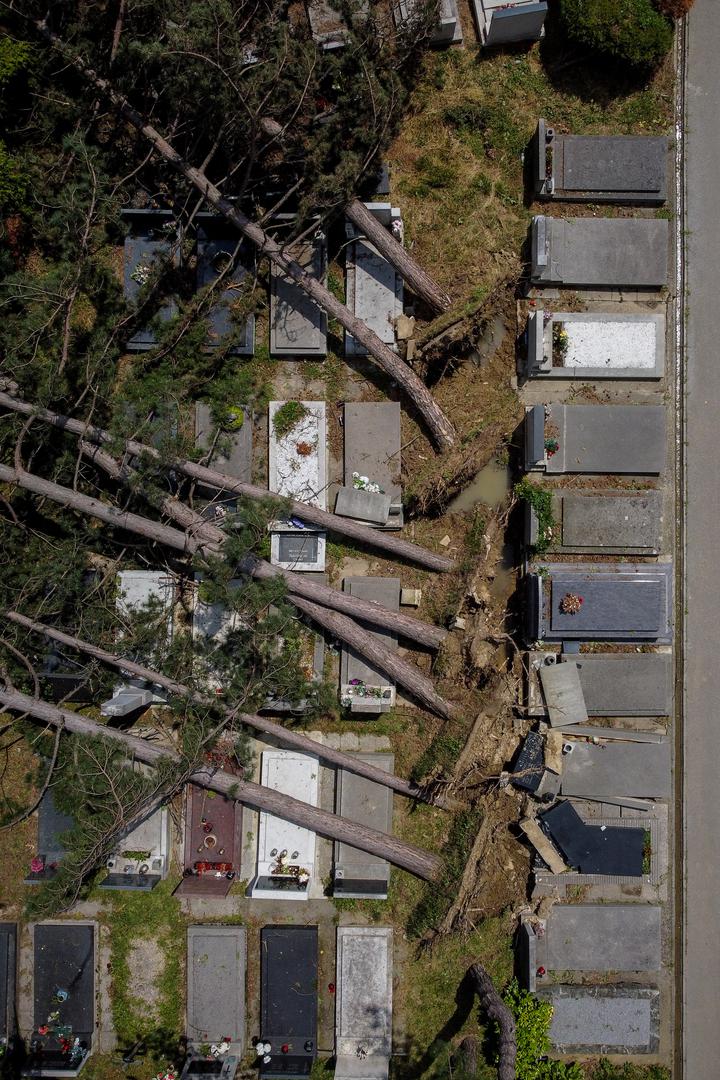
[260,926,317,1078]
[527,651,673,717]
[555,491,663,553]
[121,209,179,350]
[25,923,95,1076]
[540,404,667,475]
[526,562,673,644]
[24,790,75,885]
[196,215,254,354]
[531,216,669,288]
[269,222,327,356]
[334,753,394,898]
[187,926,246,1051]
[474,0,547,46]
[195,402,252,491]
[533,118,668,204]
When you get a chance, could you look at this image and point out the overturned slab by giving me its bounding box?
[187,926,246,1051]
[526,562,673,644]
[341,578,400,713]
[335,927,393,1080]
[524,404,666,474]
[533,118,668,204]
[334,753,394,899]
[530,215,669,288]
[527,652,673,717]
[527,490,663,555]
[341,402,403,529]
[539,661,588,727]
[526,310,665,380]
[307,0,368,48]
[270,223,327,356]
[473,0,547,46]
[560,739,671,800]
[545,986,660,1054]
[540,800,644,876]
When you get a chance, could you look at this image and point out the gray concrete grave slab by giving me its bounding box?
[544,986,660,1054]
[187,925,246,1051]
[533,119,668,203]
[545,404,666,474]
[526,562,673,644]
[344,403,403,529]
[307,0,368,48]
[544,904,661,972]
[334,754,394,898]
[530,216,669,288]
[539,661,588,726]
[335,487,392,525]
[558,491,662,553]
[527,651,673,717]
[195,403,252,488]
[121,209,179,351]
[340,578,399,713]
[270,229,327,356]
[345,238,403,357]
[561,739,671,800]
[335,927,392,1080]
[0,923,17,1044]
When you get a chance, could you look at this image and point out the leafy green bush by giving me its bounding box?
[590,1062,670,1080]
[503,980,583,1080]
[0,140,28,211]
[558,0,673,69]
[514,477,556,554]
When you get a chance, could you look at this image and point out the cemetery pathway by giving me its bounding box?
[682,3,720,1076]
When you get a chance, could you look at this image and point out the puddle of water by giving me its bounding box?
[449,458,512,512]
[472,314,507,366]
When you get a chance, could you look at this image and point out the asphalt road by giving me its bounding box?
[683,2,720,1075]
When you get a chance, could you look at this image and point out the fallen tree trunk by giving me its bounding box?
[468,964,517,1080]
[35,23,456,452]
[6,609,444,804]
[0,389,455,573]
[0,462,456,718]
[344,199,451,314]
[0,686,441,880]
[259,118,450,314]
[81,439,445,650]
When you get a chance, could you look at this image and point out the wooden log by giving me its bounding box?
[468,964,517,1080]
[34,22,457,451]
[0,390,455,573]
[6,609,444,804]
[0,463,456,718]
[0,686,441,880]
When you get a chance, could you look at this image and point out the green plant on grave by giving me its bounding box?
[502,980,583,1080]
[514,477,557,554]
[552,323,569,361]
[272,400,309,439]
[222,406,245,432]
[642,828,652,873]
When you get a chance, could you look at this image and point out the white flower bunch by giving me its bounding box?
[352,471,383,494]
[131,262,152,286]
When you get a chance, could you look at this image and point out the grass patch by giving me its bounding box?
[411,733,464,783]
[407,806,484,939]
[104,879,186,1048]
[514,477,556,553]
[272,399,309,438]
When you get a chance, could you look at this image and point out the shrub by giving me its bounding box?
[502,980,583,1080]
[558,0,673,69]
